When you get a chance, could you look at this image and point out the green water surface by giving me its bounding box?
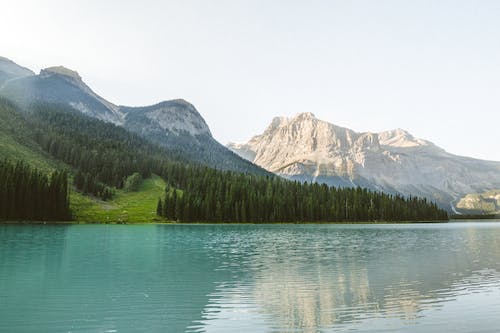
[1,222,500,332]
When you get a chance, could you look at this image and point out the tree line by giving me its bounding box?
[156,165,448,222]
[0,160,70,220]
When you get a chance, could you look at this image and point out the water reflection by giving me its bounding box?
[191,224,500,332]
[0,225,227,333]
[1,223,500,332]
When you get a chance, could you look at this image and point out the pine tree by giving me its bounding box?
[156,198,163,217]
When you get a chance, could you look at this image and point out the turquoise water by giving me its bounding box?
[1,222,500,332]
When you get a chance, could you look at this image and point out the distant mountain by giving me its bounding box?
[1,66,124,124]
[228,112,500,211]
[120,99,257,170]
[0,56,34,86]
[457,190,500,215]
[0,58,267,175]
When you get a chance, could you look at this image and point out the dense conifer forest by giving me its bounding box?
[0,160,70,220]
[29,105,181,200]
[157,166,448,222]
[0,100,448,222]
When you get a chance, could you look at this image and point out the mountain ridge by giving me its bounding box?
[228,112,500,211]
[0,56,35,87]
[0,57,268,175]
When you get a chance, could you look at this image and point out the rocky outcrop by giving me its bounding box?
[456,190,500,214]
[121,99,211,137]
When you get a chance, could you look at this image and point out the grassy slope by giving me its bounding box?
[70,175,168,223]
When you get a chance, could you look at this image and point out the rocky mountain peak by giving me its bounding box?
[379,128,431,148]
[34,65,123,124]
[294,112,317,120]
[264,116,286,134]
[122,99,212,137]
[163,98,193,107]
[265,112,338,135]
[40,66,82,81]
[228,113,500,210]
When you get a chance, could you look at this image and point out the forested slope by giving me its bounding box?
[0,98,58,170]
[0,100,448,222]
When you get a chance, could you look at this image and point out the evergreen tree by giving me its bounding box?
[0,160,70,221]
[156,198,163,217]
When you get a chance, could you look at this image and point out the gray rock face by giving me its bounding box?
[119,100,260,172]
[456,190,500,215]
[121,99,211,137]
[228,113,500,210]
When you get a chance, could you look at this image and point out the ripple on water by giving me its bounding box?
[1,223,500,332]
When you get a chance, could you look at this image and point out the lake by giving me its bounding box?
[1,222,500,332]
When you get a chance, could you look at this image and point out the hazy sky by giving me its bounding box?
[2,0,500,160]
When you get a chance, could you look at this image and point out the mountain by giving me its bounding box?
[120,100,260,171]
[0,56,34,86]
[0,66,124,124]
[456,190,500,215]
[228,112,500,211]
[0,58,267,175]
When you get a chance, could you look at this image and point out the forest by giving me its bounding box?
[157,165,448,222]
[30,105,178,200]
[1,102,448,222]
[0,159,70,220]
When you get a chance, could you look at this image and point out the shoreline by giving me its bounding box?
[0,219,458,225]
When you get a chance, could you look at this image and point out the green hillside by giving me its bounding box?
[0,99,172,222]
[71,175,168,223]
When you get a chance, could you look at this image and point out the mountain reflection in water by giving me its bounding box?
[1,223,500,333]
[187,223,500,332]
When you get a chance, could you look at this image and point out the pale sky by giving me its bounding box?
[2,0,500,160]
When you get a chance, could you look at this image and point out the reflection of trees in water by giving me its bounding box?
[0,225,69,332]
[0,224,68,283]
[241,225,500,331]
[0,225,232,333]
[5,224,493,333]
[154,225,236,333]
